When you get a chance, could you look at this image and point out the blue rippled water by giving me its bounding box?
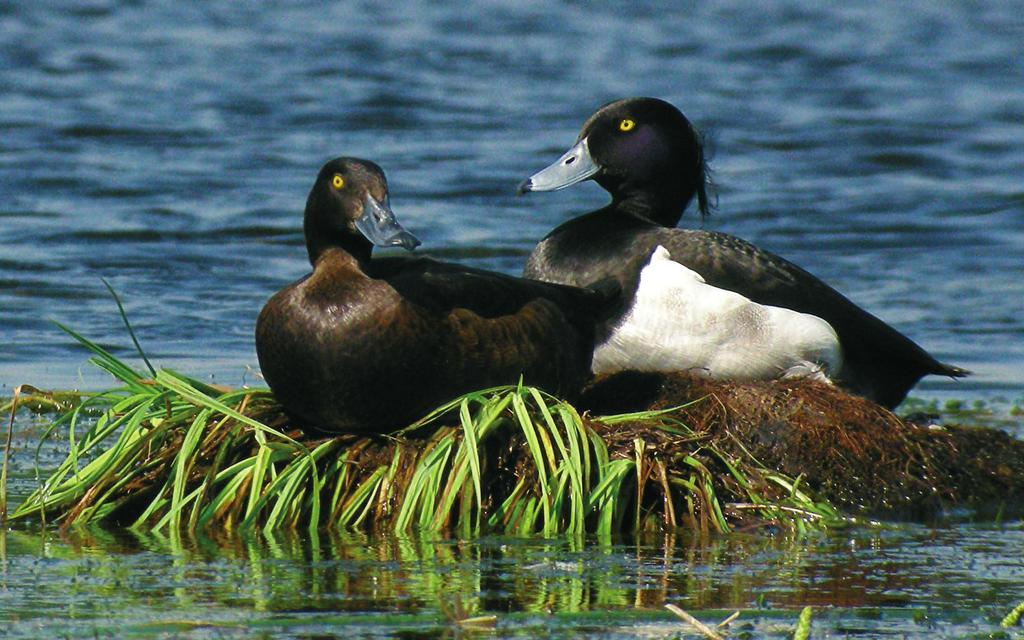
[1,1,1022,402]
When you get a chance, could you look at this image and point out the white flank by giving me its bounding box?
[591,246,843,381]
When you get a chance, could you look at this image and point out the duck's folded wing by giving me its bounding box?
[648,228,967,387]
[373,255,619,321]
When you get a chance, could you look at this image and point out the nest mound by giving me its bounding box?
[579,371,1024,518]
[9,367,1023,535]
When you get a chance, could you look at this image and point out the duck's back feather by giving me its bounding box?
[525,211,966,408]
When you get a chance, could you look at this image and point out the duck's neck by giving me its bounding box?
[305,234,372,267]
[611,189,689,227]
[304,206,372,266]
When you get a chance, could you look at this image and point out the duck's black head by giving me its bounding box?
[304,157,420,265]
[519,97,709,227]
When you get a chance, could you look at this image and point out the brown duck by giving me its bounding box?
[256,157,613,432]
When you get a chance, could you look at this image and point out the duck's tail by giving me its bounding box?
[936,362,971,378]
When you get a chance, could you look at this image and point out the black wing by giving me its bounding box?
[370,255,619,325]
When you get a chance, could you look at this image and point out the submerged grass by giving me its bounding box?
[794,606,813,640]
[1003,599,1024,628]
[3,328,845,536]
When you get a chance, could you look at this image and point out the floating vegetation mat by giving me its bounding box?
[578,371,1024,520]
[4,331,1023,536]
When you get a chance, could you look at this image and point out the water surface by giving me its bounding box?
[2,523,1023,639]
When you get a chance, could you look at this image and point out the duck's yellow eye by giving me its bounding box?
[619,118,636,132]
[331,174,345,189]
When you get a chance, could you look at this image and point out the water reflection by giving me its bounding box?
[2,522,1021,625]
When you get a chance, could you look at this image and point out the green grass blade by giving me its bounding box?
[244,443,274,526]
[511,391,552,531]
[337,466,388,529]
[53,322,149,392]
[528,387,584,536]
[1002,599,1024,628]
[171,408,212,530]
[395,434,454,533]
[794,605,812,640]
[101,278,157,378]
[153,371,302,449]
[458,399,483,519]
[589,458,636,537]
